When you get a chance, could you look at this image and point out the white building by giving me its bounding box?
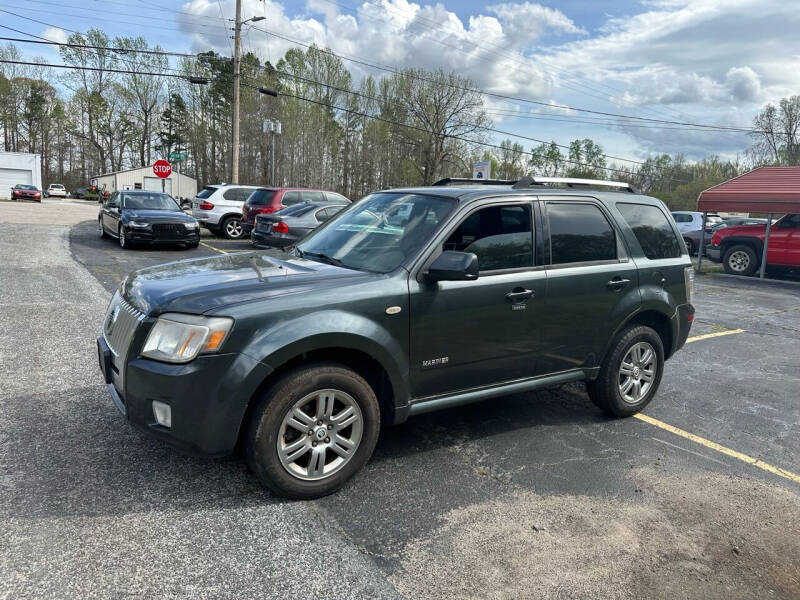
[91,166,197,200]
[0,152,42,198]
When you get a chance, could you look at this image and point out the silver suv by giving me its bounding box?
[192,184,262,239]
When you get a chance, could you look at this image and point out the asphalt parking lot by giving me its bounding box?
[1,203,798,599]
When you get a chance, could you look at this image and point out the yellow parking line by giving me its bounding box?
[634,413,800,484]
[686,328,745,343]
[200,241,228,254]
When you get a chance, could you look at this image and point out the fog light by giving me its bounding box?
[152,401,172,428]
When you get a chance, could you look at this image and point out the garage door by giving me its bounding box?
[143,176,172,195]
[0,168,33,198]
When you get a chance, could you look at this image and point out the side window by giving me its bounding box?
[325,192,350,203]
[444,204,533,272]
[547,202,617,265]
[617,203,683,260]
[283,191,301,205]
[777,214,800,228]
[302,190,325,203]
[222,187,252,202]
[672,213,692,223]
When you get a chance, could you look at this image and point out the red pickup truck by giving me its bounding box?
[706,214,800,274]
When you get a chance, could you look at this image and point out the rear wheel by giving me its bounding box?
[723,244,758,276]
[245,363,380,499]
[587,325,664,417]
[221,216,244,239]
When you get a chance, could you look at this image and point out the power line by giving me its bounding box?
[0,35,196,58]
[0,58,204,81]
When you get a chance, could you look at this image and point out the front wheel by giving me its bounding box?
[118,225,130,249]
[98,219,108,238]
[245,363,380,499]
[587,325,664,417]
[723,244,758,276]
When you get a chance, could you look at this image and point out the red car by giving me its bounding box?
[240,187,350,235]
[11,184,42,201]
[707,214,800,274]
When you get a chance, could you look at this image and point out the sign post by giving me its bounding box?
[153,159,172,193]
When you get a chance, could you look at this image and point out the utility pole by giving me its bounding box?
[231,8,264,184]
[231,0,243,184]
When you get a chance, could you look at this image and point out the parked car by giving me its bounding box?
[681,219,765,255]
[671,211,723,233]
[10,184,42,201]
[44,183,67,198]
[96,176,694,499]
[707,213,800,275]
[73,186,89,199]
[98,190,200,249]
[191,183,263,239]
[252,201,349,248]
[241,188,351,236]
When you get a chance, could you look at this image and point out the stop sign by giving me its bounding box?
[153,159,172,178]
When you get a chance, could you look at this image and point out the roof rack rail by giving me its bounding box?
[432,178,517,186]
[512,175,637,193]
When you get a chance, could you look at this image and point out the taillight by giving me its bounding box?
[272,221,289,234]
[711,232,721,246]
[199,201,214,210]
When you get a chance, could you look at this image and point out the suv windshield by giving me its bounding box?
[247,189,278,205]
[121,193,180,211]
[297,192,455,272]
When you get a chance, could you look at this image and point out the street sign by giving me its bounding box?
[473,161,490,179]
[168,152,187,162]
[153,159,172,178]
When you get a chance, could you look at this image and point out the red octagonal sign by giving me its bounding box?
[153,159,172,178]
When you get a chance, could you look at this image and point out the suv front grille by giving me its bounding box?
[103,293,145,358]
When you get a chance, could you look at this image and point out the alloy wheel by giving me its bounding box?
[277,389,363,481]
[618,341,657,404]
[728,250,750,272]
[225,219,243,238]
[98,219,104,237]
[119,226,126,248]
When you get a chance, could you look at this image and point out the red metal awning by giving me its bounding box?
[697,166,800,214]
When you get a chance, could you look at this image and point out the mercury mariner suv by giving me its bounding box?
[97,176,695,499]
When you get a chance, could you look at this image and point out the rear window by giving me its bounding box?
[618,203,683,259]
[277,203,316,217]
[672,213,693,223]
[247,189,277,206]
[196,186,218,199]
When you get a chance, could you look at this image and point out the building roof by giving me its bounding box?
[697,166,800,214]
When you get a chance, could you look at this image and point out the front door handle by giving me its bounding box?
[506,288,534,303]
[606,277,631,291]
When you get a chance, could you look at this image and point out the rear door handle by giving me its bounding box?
[606,277,631,290]
[506,288,534,302]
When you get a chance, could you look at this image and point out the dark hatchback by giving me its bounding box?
[252,201,348,248]
[98,190,200,249]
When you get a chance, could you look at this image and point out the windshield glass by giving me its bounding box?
[297,192,456,272]
[196,186,218,199]
[18,184,37,190]
[121,193,180,211]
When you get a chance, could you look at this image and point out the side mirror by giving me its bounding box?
[426,251,479,282]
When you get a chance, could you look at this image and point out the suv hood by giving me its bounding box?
[121,251,369,315]
[123,209,193,222]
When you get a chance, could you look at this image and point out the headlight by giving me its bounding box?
[141,313,233,363]
[129,221,151,228]
[184,221,199,229]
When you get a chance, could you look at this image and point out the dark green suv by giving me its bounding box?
[97,176,694,498]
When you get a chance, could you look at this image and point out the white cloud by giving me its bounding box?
[41,27,68,45]
[725,67,761,102]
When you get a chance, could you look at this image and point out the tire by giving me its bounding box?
[118,225,131,249]
[245,363,380,499]
[221,216,244,239]
[587,325,665,417]
[186,241,199,249]
[684,238,695,256]
[98,219,108,239]
[723,244,758,276]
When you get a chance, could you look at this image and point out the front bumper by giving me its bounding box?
[98,336,272,456]
[705,245,722,262]
[126,229,200,245]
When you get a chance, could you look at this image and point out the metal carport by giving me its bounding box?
[696,166,800,278]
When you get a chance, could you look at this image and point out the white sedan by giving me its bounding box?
[45,184,67,198]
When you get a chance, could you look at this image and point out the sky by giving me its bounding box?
[2,0,799,166]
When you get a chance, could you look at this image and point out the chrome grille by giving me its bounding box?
[103,292,145,358]
[153,223,184,236]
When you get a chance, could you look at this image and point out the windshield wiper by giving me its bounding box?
[300,250,347,268]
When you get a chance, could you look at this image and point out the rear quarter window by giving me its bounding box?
[618,203,683,259]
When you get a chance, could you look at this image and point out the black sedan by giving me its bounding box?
[251,201,348,248]
[98,190,200,249]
